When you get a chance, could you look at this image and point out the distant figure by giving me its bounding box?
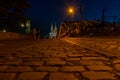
[32,27,37,40]
[36,29,40,40]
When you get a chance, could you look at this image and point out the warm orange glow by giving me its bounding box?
[67,6,75,21]
[69,8,73,13]
[69,7,74,14]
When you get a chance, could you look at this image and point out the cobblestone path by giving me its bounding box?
[0,39,120,80]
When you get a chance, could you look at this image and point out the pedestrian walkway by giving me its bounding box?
[0,39,120,80]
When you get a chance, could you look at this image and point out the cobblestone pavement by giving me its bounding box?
[62,37,120,57]
[0,39,120,80]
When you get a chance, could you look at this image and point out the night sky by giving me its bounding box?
[26,0,120,36]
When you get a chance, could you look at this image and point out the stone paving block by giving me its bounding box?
[81,50,87,53]
[5,66,33,72]
[116,72,120,76]
[66,62,75,66]
[36,66,60,72]
[46,61,66,66]
[39,54,50,58]
[18,72,48,80]
[66,52,75,55]
[13,54,32,59]
[1,56,14,60]
[61,66,85,72]
[66,58,81,61]
[49,72,79,80]
[67,61,81,66]
[57,50,66,53]
[80,61,105,66]
[42,50,56,54]
[22,58,41,61]
[0,66,8,71]
[87,66,113,71]
[113,59,120,64]
[114,63,120,71]
[1,61,21,65]
[41,58,61,61]
[83,53,100,57]
[32,53,42,57]
[0,73,16,80]
[67,54,83,57]
[82,71,116,80]
[23,61,44,66]
[81,57,108,61]
[50,54,67,58]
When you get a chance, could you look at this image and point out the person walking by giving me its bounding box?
[36,29,40,40]
[32,27,37,40]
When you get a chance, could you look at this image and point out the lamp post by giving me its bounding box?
[79,5,82,21]
[67,5,82,21]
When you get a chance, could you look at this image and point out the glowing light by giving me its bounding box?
[68,7,74,21]
[3,29,6,32]
[21,24,24,27]
[69,8,73,13]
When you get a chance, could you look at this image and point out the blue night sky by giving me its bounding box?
[26,0,120,36]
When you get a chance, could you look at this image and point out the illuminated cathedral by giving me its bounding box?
[49,23,57,38]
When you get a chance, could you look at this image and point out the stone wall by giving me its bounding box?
[0,32,30,40]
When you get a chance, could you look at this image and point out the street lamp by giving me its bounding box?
[21,23,24,28]
[3,29,6,32]
[67,5,82,22]
[69,8,73,13]
[68,7,74,21]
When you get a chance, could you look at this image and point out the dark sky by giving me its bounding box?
[26,0,120,36]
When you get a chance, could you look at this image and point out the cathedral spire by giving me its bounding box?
[49,22,58,39]
[54,22,57,31]
[51,23,53,32]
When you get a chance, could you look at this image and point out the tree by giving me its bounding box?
[0,0,31,32]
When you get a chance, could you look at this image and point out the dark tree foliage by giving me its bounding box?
[0,0,31,32]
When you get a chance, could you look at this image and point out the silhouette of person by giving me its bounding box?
[32,27,37,40]
[36,29,40,40]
